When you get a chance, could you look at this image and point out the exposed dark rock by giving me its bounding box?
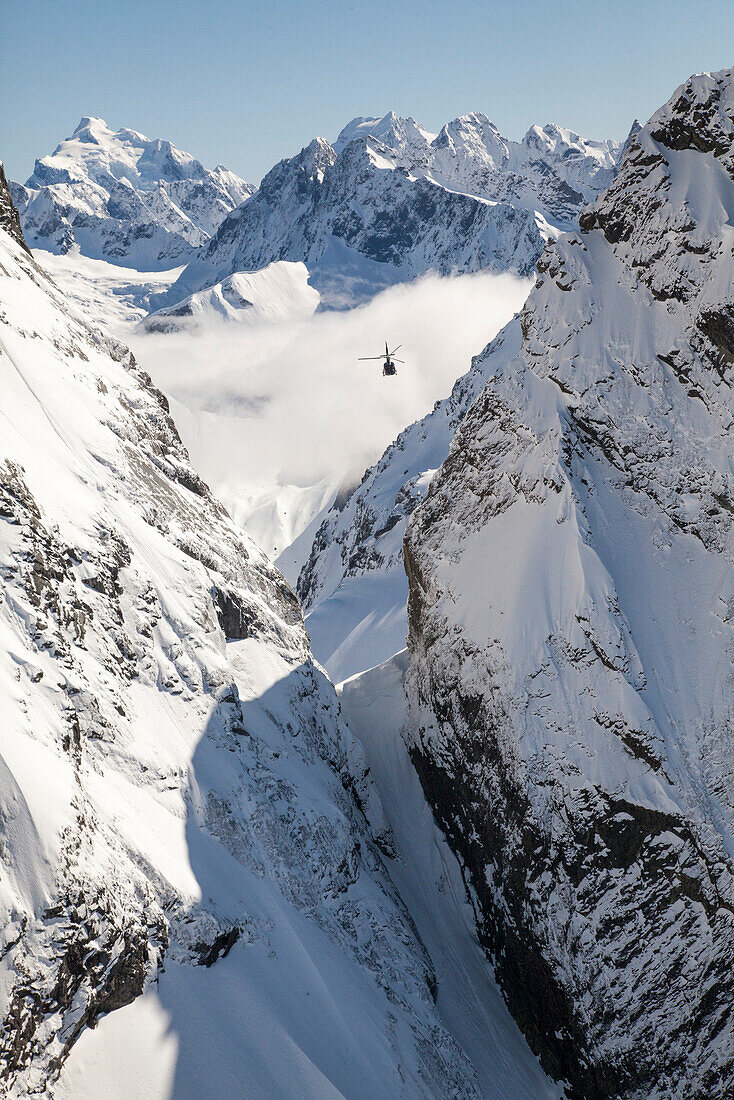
[0,163,31,254]
[193,926,241,968]
[697,305,734,365]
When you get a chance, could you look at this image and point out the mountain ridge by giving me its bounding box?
[0,172,484,1096]
[155,109,620,310]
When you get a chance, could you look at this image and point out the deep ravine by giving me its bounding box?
[3,64,734,1100]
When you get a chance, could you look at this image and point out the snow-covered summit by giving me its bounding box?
[334,109,620,210]
[334,109,619,200]
[431,111,508,169]
[334,111,438,155]
[11,117,255,269]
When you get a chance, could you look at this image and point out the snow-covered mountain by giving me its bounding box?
[0,177,489,1096]
[296,123,622,679]
[10,117,254,269]
[157,111,620,310]
[401,69,734,1096]
[5,60,731,1095]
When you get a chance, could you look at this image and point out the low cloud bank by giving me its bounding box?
[130,271,531,552]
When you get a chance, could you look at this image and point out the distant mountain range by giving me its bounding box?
[12,111,621,305]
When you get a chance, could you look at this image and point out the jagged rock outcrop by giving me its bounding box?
[159,111,619,309]
[0,163,30,254]
[403,69,734,1098]
[0,176,477,1096]
[10,117,254,269]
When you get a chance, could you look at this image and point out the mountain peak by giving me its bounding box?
[452,110,499,129]
[300,136,337,173]
[70,116,113,144]
[645,66,734,163]
[16,118,253,267]
[334,113,436,154]
[73,115,108,133]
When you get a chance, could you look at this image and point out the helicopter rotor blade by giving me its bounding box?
[389,345,402,355]
[358,356,384,360]
[392,358,405,363]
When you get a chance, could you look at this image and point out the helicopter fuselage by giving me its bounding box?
[359,341,402,376]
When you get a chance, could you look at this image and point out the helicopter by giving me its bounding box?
[358,341,404,377]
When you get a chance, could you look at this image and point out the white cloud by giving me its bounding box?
[129,271,531,555]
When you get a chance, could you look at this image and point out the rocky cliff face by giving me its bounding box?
[403,69,734,1098]
[160,111,619,309]
[10,117,254,269]
[0,173,477,1096]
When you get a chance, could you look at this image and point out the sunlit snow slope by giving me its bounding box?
[142,261,320,331]
[298,319,524,682]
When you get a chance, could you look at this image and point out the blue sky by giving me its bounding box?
[2,0,733,185]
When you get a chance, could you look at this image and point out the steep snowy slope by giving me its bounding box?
[11,117,254,269]
[160,112,619,309]
[403,69,734,1098]
[0,186,482,1096]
